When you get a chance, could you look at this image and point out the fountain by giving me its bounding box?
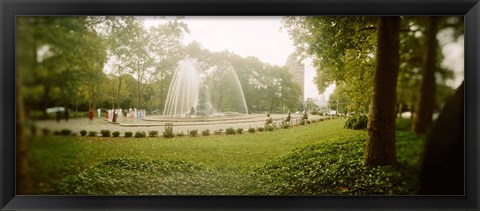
[162,59,249,118]
[162,59,200,118]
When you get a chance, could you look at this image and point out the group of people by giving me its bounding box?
[87,108,147,123]
[265,111,307,126]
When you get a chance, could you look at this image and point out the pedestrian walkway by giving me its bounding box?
[34,113,321,135]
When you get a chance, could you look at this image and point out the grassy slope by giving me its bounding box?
[26,119,422,195]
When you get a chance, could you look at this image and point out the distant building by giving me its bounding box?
[285,53,305,103]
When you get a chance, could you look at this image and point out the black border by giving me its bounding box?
[1,0,479,210]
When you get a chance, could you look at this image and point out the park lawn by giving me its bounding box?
[26,118,424,195]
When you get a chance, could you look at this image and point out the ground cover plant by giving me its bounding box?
[26,119,424,195]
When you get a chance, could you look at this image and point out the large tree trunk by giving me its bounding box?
[413,16,439,134]
[16,17,32,194]
[365,16,400,166]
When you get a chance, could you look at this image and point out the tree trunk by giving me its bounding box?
[42,85,50,116]
[16,17,32,194]
[413,16,439,134]
[365,16,400,167]
[116,76,122,109]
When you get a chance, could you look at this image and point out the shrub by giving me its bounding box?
[306,120,311,124]
[189,129,198,137]
[100,130,111,137]
[112,131,120,137]
[164,127,175,138]
[163,130,175,138]
[134,131,146,138]
[60,129,72,136]
[265,125,275,131]
[225,128,236,135]
[80,130,87,136]
[213,129,223,135]
[53,130,61,135]
[248,128,256,133]
[257,127,265,132]
[299,120,305,125]
[396,118,412,131]
[124,131,133,137]
[201,129,210,136]
[344,114,368,130]
[148,130,159,137]
[176,131,185,137]
[281,123,290,129]
[236,128,244,134]
[88,131,97,137]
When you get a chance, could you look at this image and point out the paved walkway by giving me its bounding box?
[34,113,325,135]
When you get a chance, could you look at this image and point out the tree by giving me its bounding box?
[413,16,463,134]
[283,16,377,113]
[283,16,400,166]
[183,44,302,114]
[147,18,188,112]
[105,17,143,109]
[20,17,108,114]
[413,16,439,134]
[16,16,34,194]
[328,83,350,115]
[365,17,400,166]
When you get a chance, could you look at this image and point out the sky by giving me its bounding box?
[144,16,464,102]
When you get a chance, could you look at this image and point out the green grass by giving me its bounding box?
[25,118,424,195]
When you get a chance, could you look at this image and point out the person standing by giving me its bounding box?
[88,109,94,123]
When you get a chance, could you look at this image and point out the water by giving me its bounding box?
[163,59,249,118]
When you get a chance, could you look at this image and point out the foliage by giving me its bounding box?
[26,119,422,195]
[225,128,236,135]
[148,130,159,137]
[283,16,376,112]
[214,129,223,135]
[176,131,185,137]
[134,131,146,138]
[202,129,210,136]
[236,128,244,134]
[58,157,252,195]
[265,125,275,131]
[163,130,175,138]
[124,131,133,137]
[254,132,423,195]
[344,114,368,130]
[60,129,72,136]
[257,127,265,132]
[396,118,413,131]
[248,128,256,133]
[185,43,302,114]
[189,130,198,137]
[80,130,87,136]
[112,131,121,137]
[88,131,97,137]
[100,130,111,137]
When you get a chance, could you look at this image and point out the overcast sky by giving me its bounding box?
[144,16,464,101]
